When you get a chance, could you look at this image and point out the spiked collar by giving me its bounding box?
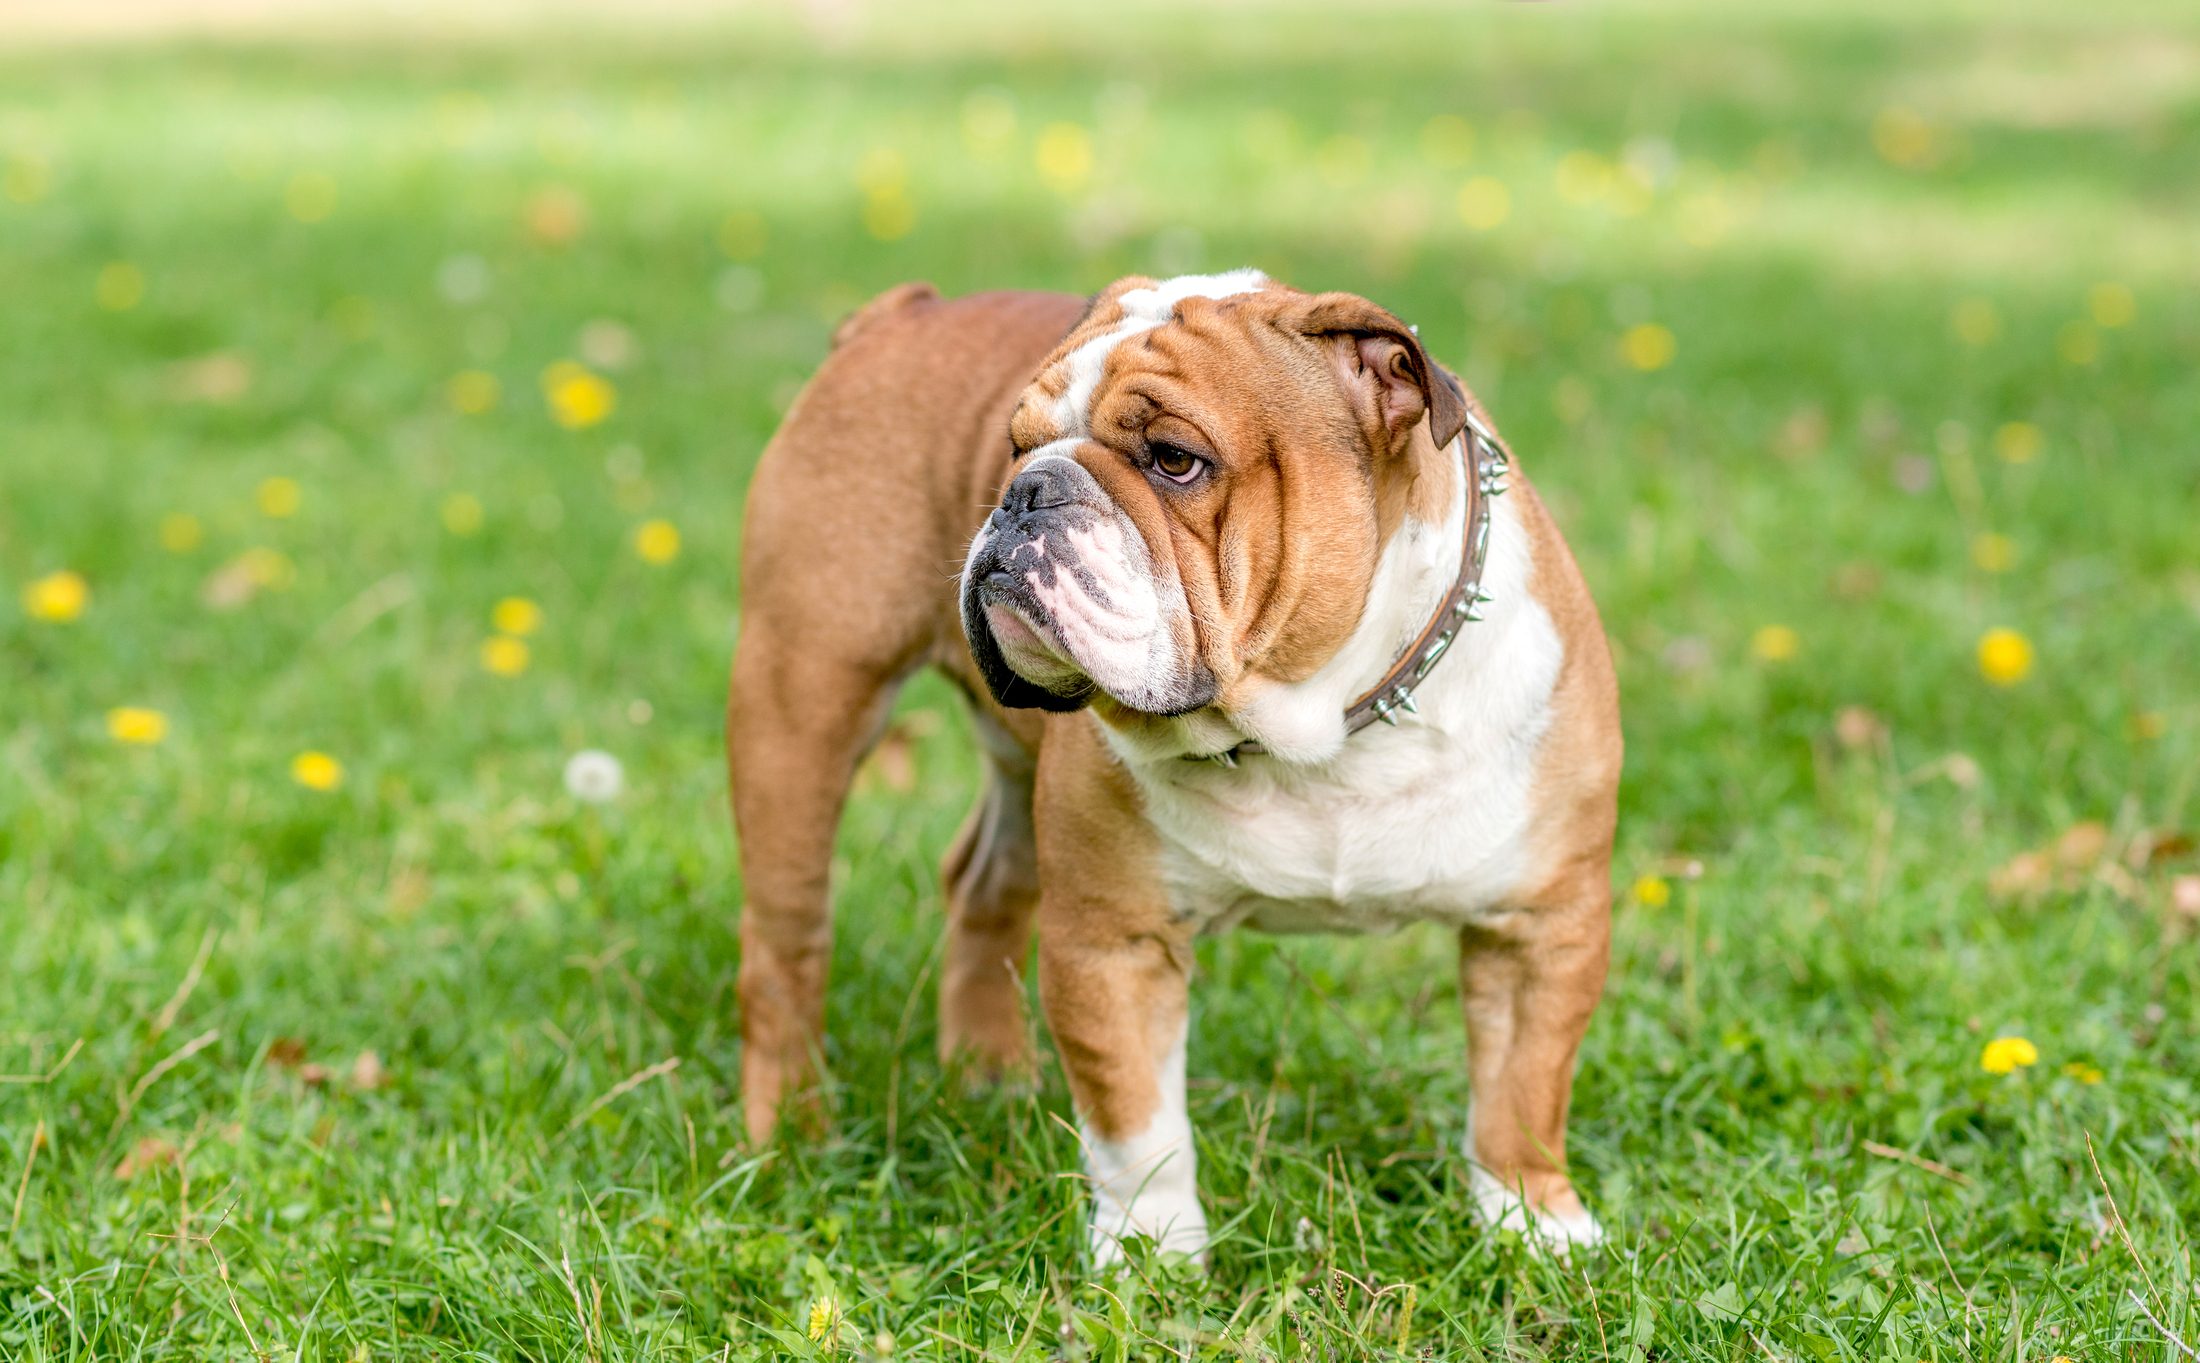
[1204,411,1509,766]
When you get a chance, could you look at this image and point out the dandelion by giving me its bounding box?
[480,635,530,676]
[1456,175,1510,230]
[1631,875,1671,909]
[2128,711,2165,742]
[1554,151,1611,206]
[563,749,624,803]
[2056,321,2099,367]
[22,569,89,622]
[542,360,615,429]
[1419,114,1473,167]
[106,707,169,745]
[1977,628,2034,687]
[291,751,344,791]
[862,186,915,241]
[256,476,301,518]
[805,1296,838,1343]
[1949,298,1999,347]
[159,513,204,552]
[95,261,145,312]
[1969,532,2015,573]
[239,547,296,590]
[491,596,542,636]
[2060,1061,2103,1085]
[4,154,52,204]
[634,519,681,564]
[1979,1036,2038,1075]
[1751,624,1800,663]
[1870,106,1935,169]
[1620,323,1676,372]
[441,492,485,536]
[1992,421,2042,464]
[2087,282,2134,329]
[447,370,501,415]
[717,209,767,259]
[1035,124,1094,193]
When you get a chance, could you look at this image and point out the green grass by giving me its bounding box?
[4,1,2198,1356]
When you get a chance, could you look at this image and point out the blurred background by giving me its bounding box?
[2,0,2195,1356]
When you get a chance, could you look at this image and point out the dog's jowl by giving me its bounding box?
[728,271,1620,1262]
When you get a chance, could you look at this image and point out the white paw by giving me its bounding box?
[1469,1166,1605,1257]
[1086,1188,1210,1268]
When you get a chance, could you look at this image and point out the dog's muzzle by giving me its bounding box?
[959,455,1213,715]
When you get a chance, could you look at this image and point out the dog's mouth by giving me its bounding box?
[961,554,1099,713]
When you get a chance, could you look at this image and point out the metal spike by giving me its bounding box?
[1374,696,1401,726]
[1393,689,1419,715]
[1481,474,1508,497]
[1476,589,1496,605]
[1464,600,1486,622]
[1416,631,1455,677]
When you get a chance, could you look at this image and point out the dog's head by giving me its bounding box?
[959,270,1470,761]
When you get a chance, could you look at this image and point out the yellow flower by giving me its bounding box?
[2060,1061,2103,1086]
[1980,1036,2038,1075]
[2128,711,2165,742]
[284,171,338,223]
[491,596,542,636]
[447,370,501,415]
[542,360,615,429]
[4,154,52,204]
[95,261,145,312]
[1620,323,1676,372]
[441,492,485,536]
[1751,624,1800,663]
[1977,628,2034,687]
[159,513,204,553]
[22,569,89,622]
[480,635,530,676]
[1969,532,2015,573]
[240,547,296,590]
[717,209,767,260]
[1456,175,1511,230]
[634,519,681,564]
[256,476,301,519]
[1949,298,2000,347]
[806,1297,837,1342]
[106,707,169,745]
[1035,123,1094,193]
[1631,875,1671,909]
[1992,420,2042,464]
[291,750,344,791]
[1418,114,1473,167]
[2057,321,2099,367]
[862,186,916,241]
[1871,106,1935,168]
[2087,282,2134,329]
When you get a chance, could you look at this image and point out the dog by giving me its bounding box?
[728,270,1619,1262]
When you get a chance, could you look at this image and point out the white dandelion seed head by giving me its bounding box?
[563,749,624,804]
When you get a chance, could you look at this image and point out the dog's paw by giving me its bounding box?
[1469,1167,1605,1257]
[1087,1193,1210,1270]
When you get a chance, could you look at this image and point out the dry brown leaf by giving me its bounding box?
[114,1136,178,1181]
[348,1050,389,1091]
[1989,850,2053,901]
[2127,829,2196,869]
[166,351,253,402]
[1834,705,1886,751]
[2053,821,2111,870]
[267,1037,309,1069]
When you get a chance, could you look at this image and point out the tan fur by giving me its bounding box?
[729,278,1620,1238]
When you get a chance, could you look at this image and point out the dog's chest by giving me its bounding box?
[1134,602,1565,935]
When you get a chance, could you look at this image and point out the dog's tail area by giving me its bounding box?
[831,281,941,350]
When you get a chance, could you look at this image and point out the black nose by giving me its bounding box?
[1004,461,1077,515]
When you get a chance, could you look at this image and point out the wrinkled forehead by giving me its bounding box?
[1011,268,1282,448]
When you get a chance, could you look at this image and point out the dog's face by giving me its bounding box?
[959,270,1468,756]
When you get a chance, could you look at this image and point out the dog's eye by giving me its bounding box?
[1150,443,1204,484]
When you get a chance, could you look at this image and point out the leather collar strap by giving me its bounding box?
[1208,411,1510,765]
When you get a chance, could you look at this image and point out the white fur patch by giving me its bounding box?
[1051,269,1268,436]
[1084,1023,1208,1265]
[1469,1166,1605,1256]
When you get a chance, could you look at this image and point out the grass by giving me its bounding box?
[3,0,2198,1356]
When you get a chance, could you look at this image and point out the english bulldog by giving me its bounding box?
[728,270,1620,1262]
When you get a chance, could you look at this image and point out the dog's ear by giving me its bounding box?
[1289,293,1467,458]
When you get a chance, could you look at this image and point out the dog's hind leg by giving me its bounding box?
[937,709,1041,1081]
[728,620,909,1146]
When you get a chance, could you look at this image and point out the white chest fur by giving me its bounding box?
[1117,490,1565,936]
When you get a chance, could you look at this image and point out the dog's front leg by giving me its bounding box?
[1033,720,1207,1266]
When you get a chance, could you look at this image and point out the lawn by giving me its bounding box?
[3,1,2197,1357]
